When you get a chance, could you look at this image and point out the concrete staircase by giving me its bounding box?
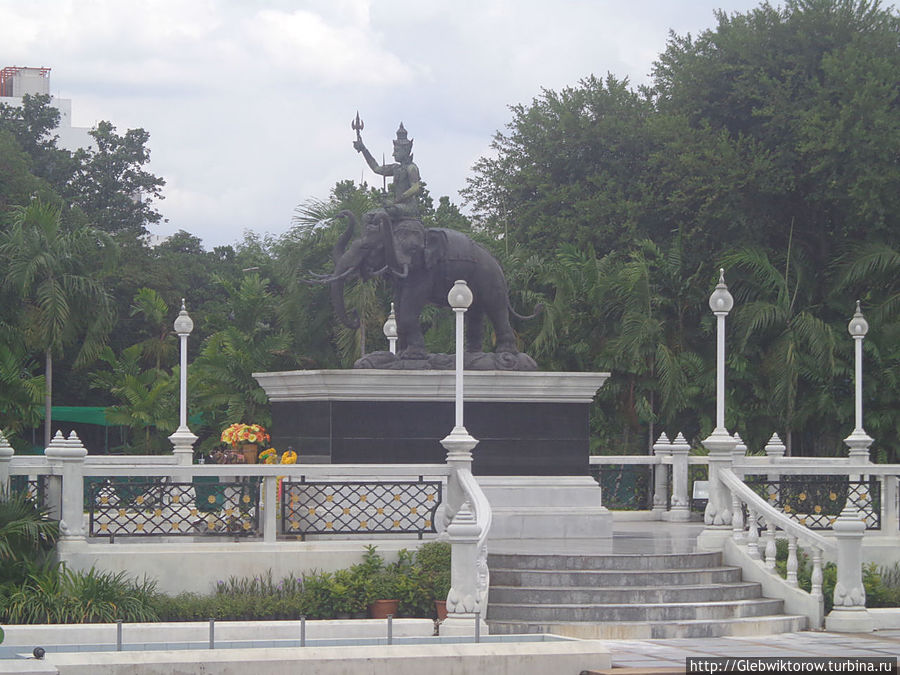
[487,550,807,638]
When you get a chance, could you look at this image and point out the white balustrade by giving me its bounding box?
[651,433,671,517]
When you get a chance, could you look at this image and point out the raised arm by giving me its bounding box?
[353,138,396,177]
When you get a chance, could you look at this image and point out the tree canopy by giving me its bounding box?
[0,0,896,460]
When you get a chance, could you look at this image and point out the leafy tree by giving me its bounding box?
[0,200,116,446]
[0,94,75,193]
[463,74,655,257]
[68,121,165,237]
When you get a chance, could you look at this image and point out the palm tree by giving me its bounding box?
[0,324,44,435]
[128,288,176,371]
[90,344,176,453]
[724,245,837,455]
[0,200,115,446]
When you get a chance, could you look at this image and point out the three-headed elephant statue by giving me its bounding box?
[307,210,538,365]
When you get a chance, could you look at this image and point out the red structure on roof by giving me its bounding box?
[0,66,51,97]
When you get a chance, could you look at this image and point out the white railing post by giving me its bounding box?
[786,535,799,587]
[700,270,736,547]
[746,507,760,559]
[0,431,13,494]
[811,547,824,597]
[731,491,744,540]
[763,518,777,570]
[765,433,786,504]
[731,432,747,474]
[883,475,899,534]
[825,503,875,632]
[651,433,671,519]
[664,433,691,521]
[45,431,87,540]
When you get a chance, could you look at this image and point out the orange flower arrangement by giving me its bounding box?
[220,423,270,447]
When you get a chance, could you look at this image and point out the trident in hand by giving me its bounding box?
[352,111,364,142]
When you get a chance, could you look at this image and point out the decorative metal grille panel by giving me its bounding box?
[281,478,441,538]
[744,475,881,530]
[590,465,652,510]
[11,475,47,504]
[88,479,261,537]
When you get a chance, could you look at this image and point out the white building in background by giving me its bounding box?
[0,65,94,151]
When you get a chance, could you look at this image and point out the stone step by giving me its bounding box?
[489,581,763,604]
[487,597,785,622]
[487,550,722,571]
[489,565,744,587]
[487,613,808,639]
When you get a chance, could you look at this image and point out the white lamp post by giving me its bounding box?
[701,269,737,532]
[439,279,487,638]
[844,301,872,463]
[169,299,198,466]
[441,280,479,475]
[447,281,473,432]
[383,302,398,355]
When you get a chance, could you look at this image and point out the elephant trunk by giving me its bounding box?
[332,210,358,264]
[330,270,360,329]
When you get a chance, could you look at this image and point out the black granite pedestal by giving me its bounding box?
[253,370,608,476]
[253,369,613,539]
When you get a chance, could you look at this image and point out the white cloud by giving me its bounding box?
[0,0,764,247]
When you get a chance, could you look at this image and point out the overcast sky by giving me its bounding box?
[2,0,764,248]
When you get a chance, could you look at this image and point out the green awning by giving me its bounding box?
[47,406,112,426]
[41,406,205,427]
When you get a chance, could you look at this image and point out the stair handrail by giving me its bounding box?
[720,467,835,554]
[720,465,834,620]
[445,464,492,619]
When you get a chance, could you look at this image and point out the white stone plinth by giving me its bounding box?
[477,475,612,540]
[253,369,609,403]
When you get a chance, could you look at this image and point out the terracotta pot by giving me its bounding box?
[240,444,258,464]
[368,599,399,619]
[435,600,447,621]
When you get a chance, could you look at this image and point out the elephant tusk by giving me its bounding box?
[301,266,357,285]
[391,263,409,279]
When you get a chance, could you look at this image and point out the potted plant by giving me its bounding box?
[416,541,451,619]
[220,423,270,464]
[366,568,399,618]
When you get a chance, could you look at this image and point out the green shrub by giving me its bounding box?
[0,494,58,587]
[774,540,900,611]
[5,563,158,624]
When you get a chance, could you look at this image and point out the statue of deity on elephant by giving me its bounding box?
[305,118,540,370]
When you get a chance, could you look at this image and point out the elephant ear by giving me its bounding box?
[424,228,448,270]
[379,214,405,273]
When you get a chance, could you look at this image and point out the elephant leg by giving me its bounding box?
[396,274,429,359]
[465,307,485,353]
[489,305,518,353]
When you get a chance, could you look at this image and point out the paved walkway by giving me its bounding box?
[597,630,900,670]
[494,519,900,669]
